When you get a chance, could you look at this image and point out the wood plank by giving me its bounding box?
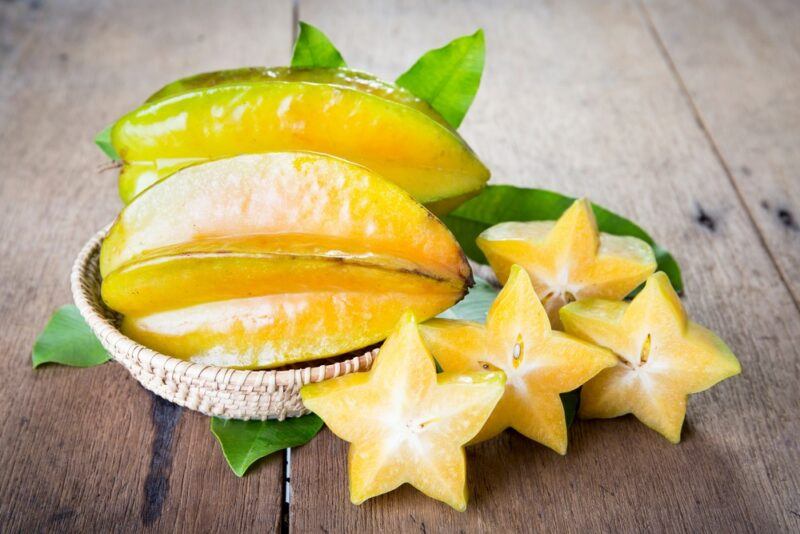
[290,0,800,531]
[0,1,292,531]
[644,0,800,305]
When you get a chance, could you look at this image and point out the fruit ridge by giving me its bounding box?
[145,66,449,125]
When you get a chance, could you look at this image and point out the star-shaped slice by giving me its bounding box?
[560,272,741,443]
[477,198,656,328]
[300,312,505,511]
[420,265,617,454]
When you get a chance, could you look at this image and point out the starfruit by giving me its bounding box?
[421,265,616,453]
[477,198,657,328]
[301,312,505,511]
[100,152,472,369]
[560,272,741,443]
[112,67,490,213]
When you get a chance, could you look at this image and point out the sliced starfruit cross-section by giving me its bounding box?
[112,66,489,212]
[301,312,505,511]
[100,152,472,369]
[421,265,616,454]
[560,272,741,443]
[477,198,657,328]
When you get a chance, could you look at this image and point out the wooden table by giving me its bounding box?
[1,0,798,531]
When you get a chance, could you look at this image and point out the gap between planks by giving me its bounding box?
[636,0,800,314]
[281,448,291,534]
[286,11,296,532]
[290,0,299,48]
[285,4,299,530]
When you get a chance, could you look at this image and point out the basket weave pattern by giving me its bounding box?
[70,228,377,420]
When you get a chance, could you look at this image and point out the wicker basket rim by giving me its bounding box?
[70,226,376,389]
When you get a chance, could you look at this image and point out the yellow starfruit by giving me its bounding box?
[560,272,741,443]
[100,152,472,369]
[301,313,505,511]
[477,198,657,328]
[420,265,617,454]
[112,67,490,212]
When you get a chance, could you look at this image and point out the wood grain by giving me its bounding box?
[2,0,800,532]
[0,0,292,531]
[644,0,800,307]
[289,0,800,531]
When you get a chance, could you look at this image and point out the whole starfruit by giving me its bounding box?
[111,67,490,213]
[100,152,473,369]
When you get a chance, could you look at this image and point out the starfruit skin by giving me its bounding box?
[301,313,505,511]
[560,272,741,443]
[146,67,448,124]
[113,67,489,212]
[100,152,472,369]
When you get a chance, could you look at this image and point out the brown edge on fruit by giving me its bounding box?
[109,249,457,285]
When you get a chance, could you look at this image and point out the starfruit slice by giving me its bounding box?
[112,66,490,212]
[100,152,472,369]
[560,272,741,443]
[420,265,616,453]
[477,198,657,328]
[301,312,505,511]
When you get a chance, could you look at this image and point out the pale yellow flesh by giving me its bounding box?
[421,265,617,453]
[477,198,656,328]
[301,313,505,511]
[560,272,741,443]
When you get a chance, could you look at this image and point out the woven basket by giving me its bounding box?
[70,227,378,420]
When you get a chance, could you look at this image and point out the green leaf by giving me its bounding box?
[560,389,580,427]
[94,125,120,161]
[32,305,110,368]
[437,276,497,322]
[443,185,684,293]
[211,414,324,477]
[291,22,346,69]
[396,29,485,129]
